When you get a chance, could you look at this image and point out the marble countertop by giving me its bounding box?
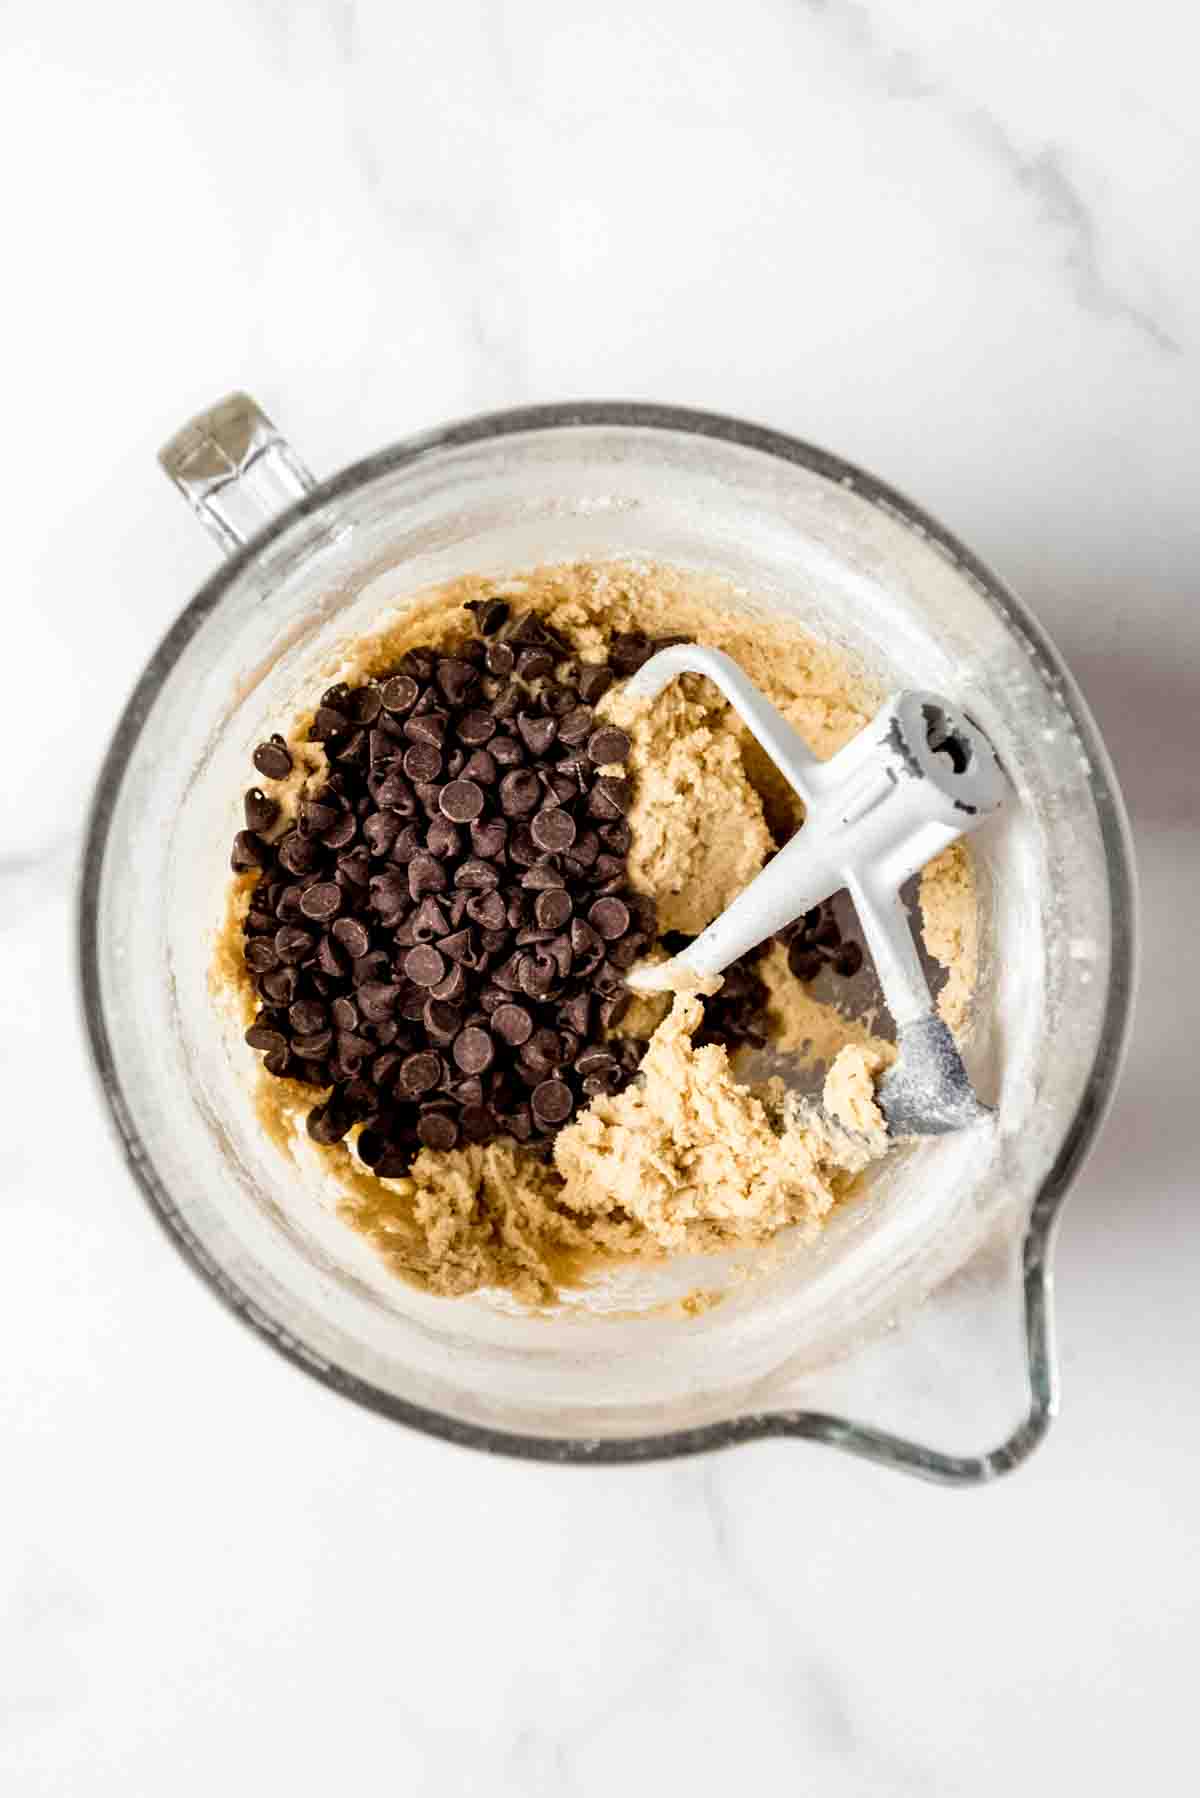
[4,1,1197,1790]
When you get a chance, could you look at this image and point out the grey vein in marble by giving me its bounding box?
[802,0,1182,355]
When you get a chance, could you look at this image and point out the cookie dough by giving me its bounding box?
[598,678,774,936]
[217,558,980,1306]
[555,994,887,1250]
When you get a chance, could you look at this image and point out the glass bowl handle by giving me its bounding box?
[158,391,315,554]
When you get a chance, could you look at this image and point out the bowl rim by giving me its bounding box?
[76,400,1137,1484]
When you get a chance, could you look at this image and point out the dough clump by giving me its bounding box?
[554,994,888,1249]
[599,679,774,936]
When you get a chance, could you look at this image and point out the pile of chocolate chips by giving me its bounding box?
[230,604,678,1176]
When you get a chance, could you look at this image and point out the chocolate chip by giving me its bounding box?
[459,1105,493,1142]
[403,743,443,784]
[557,706,594,746]
[606,937,642,970]
[245,938,280,973]
[312,705,351,743]
[396,981,428,1021]
[534,889,573,931]
[275,926,316,964]
[440,929,477,966]
[354,948,391,984]
[374,1146,413,1178]
[277,823,323,870]
[569,916,603,966]
[493,1002,533,1046]
[287,999,325,1035]
[299,881,342,922]
[245,1023,287,1056]
[331,996,359,1031]
[456,708,496,747]
[430,962,468,1003]
[307,1101,351,1145]
[577,665,613,704]
[405,944,446,988]
[521,1027,563,1075]
[517,713,557,755]
[389,824,424,865]
[349,685,382,725]
[369,870,407,922]
[363,812,401,857]
[321,811,358,850]
[418,1111,459,1151]
[609,633,654,676]
[787,942,825,982]
[530,807,576,853]
[231,831,272,872]
[587,776,633,819]
[398,1051,441,1096]
[298,799,338,838]
[470,818,508,860]
[372,771,417,813]
[561,992,591,1036]
[292,1029,333,1060]
[489,734,523,767]
[333,729,368,768]
[410,895,450,940]
[520,951,557,998]
[404,711,448,751]
[244,788,280,833]
[316,937,347,980]
[253,735,293,779]
[425,817,462,860]
[332,917,370,959]
[423,999,461,1044]
[408,852,448,899]
[381,675,419,715]
[485,641,515,676]
[542,685,578,718]
[531,1079,573,1126]
[499,769,540,816]
[503,1103,534,1142]
[598,819,632,855]
[521,865,565,891]
[501,684,531,724]
[455,858,500,891]
[468,598,509,636]
[833,941,864,978]
[516,647,555,681]
[547,934,574,979]
[356,980,399,1022]
[440,779,485,822]
[461,750,497,786]
[453,1026,495,1074]
[587,726,631,766]
[436,657,477,705]
[465,890,507,931]
[588,897,630,941]
[599,991,631,1029]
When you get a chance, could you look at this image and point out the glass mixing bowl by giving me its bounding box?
[78,396,1135,1482]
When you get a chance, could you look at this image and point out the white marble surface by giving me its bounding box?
[3,0,1199,1789]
